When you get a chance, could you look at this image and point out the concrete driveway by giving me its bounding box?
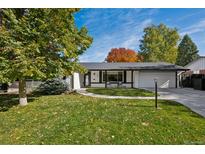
[146,88,205,117]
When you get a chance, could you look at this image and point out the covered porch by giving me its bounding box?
[83,70,135,88]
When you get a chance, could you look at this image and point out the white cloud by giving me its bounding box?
[180,19,205,35]
[121,35,137,49]
[120,19,152,49]
[176,10,205,22]
[80,18,153,62]
[78,9,156,62]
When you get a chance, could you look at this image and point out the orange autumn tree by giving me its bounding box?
[105,48,143,62]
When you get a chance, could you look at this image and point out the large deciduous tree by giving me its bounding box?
[105,48,143,62]
[176,34,199,66]
[0,9,92,105]
[139,24,180,64]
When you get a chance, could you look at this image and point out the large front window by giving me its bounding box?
[102,71,123,82]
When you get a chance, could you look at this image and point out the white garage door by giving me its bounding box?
[138,71,176,88]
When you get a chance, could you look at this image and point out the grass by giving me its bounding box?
[0,93,205,144]
[86,88,155,97]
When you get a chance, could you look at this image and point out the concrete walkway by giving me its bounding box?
[77,88,175,100]
[78,88,205,118]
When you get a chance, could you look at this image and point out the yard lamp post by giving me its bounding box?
[154,78,158,109]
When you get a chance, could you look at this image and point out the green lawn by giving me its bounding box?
[0,93,205,144]
[86,88,155,97]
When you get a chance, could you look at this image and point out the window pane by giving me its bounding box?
[102,71,123,82]
[108,74,118,81]
[118,72,123,81]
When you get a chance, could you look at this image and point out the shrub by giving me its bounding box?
[33,79,68,95]
[0,106,9,112]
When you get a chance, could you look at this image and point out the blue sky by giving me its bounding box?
[74,8,205,62]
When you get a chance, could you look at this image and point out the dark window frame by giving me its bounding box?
[102,71,124,82]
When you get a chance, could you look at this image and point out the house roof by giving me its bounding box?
[80,62,188,71]
[185,56,205,68]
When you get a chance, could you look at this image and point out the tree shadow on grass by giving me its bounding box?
[159,100,182,106]
[117,100,181,108]
[178,108,205,119]
[117,103,154,108]
[0,94,38,112]
[158,100,205,119]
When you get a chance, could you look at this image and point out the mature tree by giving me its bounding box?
[0,9,92,105]
[139,24,180,64]
[176,34,199,66]
[105,48,143,62]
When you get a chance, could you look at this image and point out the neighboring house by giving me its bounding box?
[72,62,187,90]
[180,56,205,90]
[185,56,205,74]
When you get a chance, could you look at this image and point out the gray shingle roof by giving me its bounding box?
[185,56,205,68]
[80,62,187,71]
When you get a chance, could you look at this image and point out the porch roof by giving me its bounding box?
[80,62,188,71]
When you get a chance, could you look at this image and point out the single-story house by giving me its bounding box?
[72,62,187,90]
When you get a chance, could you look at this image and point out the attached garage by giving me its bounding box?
[137,71,176,88]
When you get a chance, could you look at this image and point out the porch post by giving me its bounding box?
[175,71,178,88]
[105,70,107,88]
[99,70,102,83]
[131,70,134,88]
[83,74,86,87]
[89,71,91,87]
[124,70,126,83]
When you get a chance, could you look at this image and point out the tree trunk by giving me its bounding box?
[19,79,28,106]
[0,8,2,27]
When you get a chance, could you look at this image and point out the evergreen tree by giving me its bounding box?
[176,34,199,66]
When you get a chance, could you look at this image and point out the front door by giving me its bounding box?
[84,74,90,87]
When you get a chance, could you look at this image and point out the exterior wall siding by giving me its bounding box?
[79,74,84,87]
[133,71,139,88]
[91,83,132,88]
[73,73,81,90]
[126,71,131,82]
[90,83,105,88]
[91,71,100,83]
